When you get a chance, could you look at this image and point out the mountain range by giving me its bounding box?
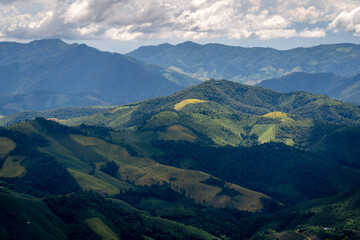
[128,41,360,84]
[258,72,360,105]
[1,40,360,239]
[0,39,198,115]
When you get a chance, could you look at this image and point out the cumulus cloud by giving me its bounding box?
[284,6,324,24]
[0,0,359,41]
[299,28,326,38]
[328,7,360,36]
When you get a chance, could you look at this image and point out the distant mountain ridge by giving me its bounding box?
[128,41,360,83]
[0,39,199,115]
[258,72,360,105]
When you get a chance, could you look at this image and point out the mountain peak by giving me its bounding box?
[28,38,69,50]
[29,38,66,45]
[176,41,201,50]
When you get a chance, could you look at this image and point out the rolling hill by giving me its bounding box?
[3,80,355,203]
[258,72,360,105]
[1,116,359,239]
[0,118,274,212]
[63,79,360,130]
[0,39,199,115]
[128,41,360,83]
[1,78,360,239]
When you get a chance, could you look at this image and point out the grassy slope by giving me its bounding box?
[0,137,16,157]
[85,217,120,240]
[70,134,270,212]
[0,156,26,177]
[174,99,208,110]
[0,190,67,240]
[0,187,218,240]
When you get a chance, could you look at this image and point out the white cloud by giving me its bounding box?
[255,29,297,40]
[284,6,323,24]
[104,26,143,40]
[299,28,326,38]
[1,0,360,41]
[328,7,360,36]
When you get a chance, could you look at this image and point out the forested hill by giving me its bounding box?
[128,41,360,83]
[0,39,199,115]
[62,79,360,130]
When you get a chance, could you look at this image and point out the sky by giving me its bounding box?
[1,0,360,53]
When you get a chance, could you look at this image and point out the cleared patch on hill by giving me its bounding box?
[0,137,16,158]
[144,111,178,129]
[0,156,26,177]
[39,138,92,173]
[70,135,151,167]
[85,217,119,240]
[68,168,120,196]
[251,124,276,144]
[157,124,198,142]
[263,111,294,123]
[174,99,208,111]
[180,113,246,146]
[110,105,132,113]
[142,215,218,240]
[47,118,67,124]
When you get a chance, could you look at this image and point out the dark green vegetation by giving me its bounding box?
[153,141,359,204]
[1,79,360,239]
[0,39,199,115]
[251,187,360,240]
[0,188,218,240]
[128,41,360,83]
[259,72,360,105]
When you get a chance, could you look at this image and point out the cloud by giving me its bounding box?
[0,0,359,41]
[328,7,360,36]
[299,28,326,38]
[284,6,324,24]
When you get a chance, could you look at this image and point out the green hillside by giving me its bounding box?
[64,80,360,130]
[0,188,219,240]
[0,189,67,240]
[0,118,272,212]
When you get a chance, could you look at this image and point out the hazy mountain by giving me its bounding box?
[259,72,360,105]
[0,39,199,115]
[128,41,360,83]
